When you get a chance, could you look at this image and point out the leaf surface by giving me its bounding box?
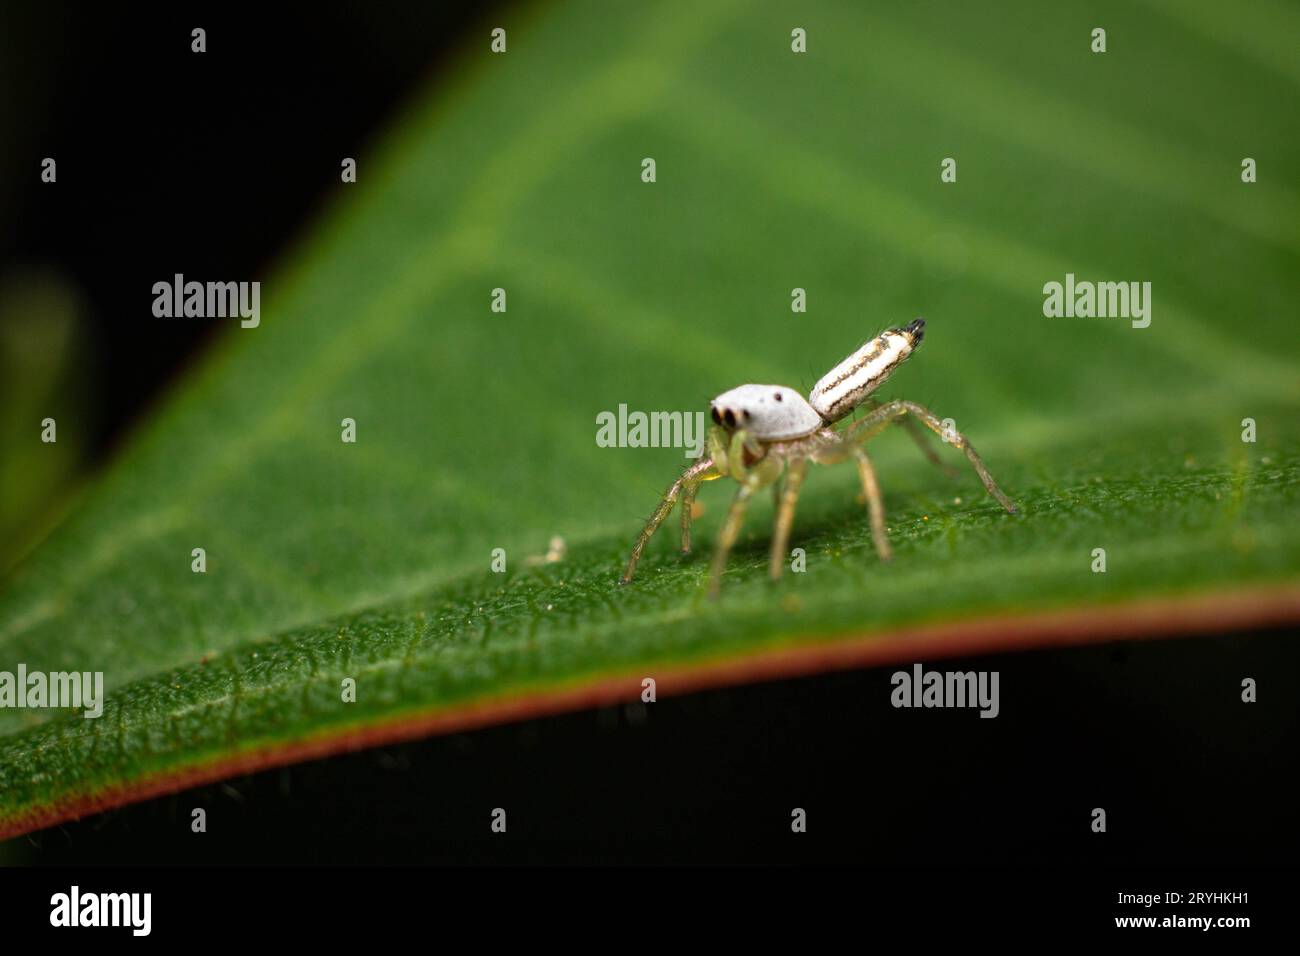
[2,0,1297,837]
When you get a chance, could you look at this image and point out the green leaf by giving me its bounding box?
[2,0,1298,838]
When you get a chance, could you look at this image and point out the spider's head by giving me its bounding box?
[709,384,823,441]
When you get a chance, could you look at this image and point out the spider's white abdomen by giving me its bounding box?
[809,319,924,423]
[710,384,823,440]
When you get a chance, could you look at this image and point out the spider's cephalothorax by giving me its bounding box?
[620,319,1018,597]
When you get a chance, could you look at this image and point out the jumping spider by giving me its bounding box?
[620,319,1018,597]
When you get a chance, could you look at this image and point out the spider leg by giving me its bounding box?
[707,455,783,598]
[677,426,757,559]
[708,481,757,599]
[866,397,957,477]
[844,400,1017,514]
[621,457,717,583]
[768,457,808,579]
[851,446,893,561]
[679,480,700,554]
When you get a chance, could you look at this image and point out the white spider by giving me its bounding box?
[620,319,1018,597]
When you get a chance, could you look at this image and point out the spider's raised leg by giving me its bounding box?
[866,397,956,477]
[844,400,1017,514]
[851,446,892,561]
[621,457,717,584]
[768,458,808,579]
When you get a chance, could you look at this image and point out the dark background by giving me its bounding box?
[2,2,1297,867]
[1,1,499,466]
[12,629,1299,865]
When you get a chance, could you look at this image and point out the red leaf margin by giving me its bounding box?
[2,582,1297,842]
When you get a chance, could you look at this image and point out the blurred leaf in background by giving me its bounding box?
[0,0,1297,839]
[0,269,89,570]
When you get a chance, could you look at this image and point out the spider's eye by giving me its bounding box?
[773,392,783,401]
[723,409,737,428]
[711,407,722,425]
